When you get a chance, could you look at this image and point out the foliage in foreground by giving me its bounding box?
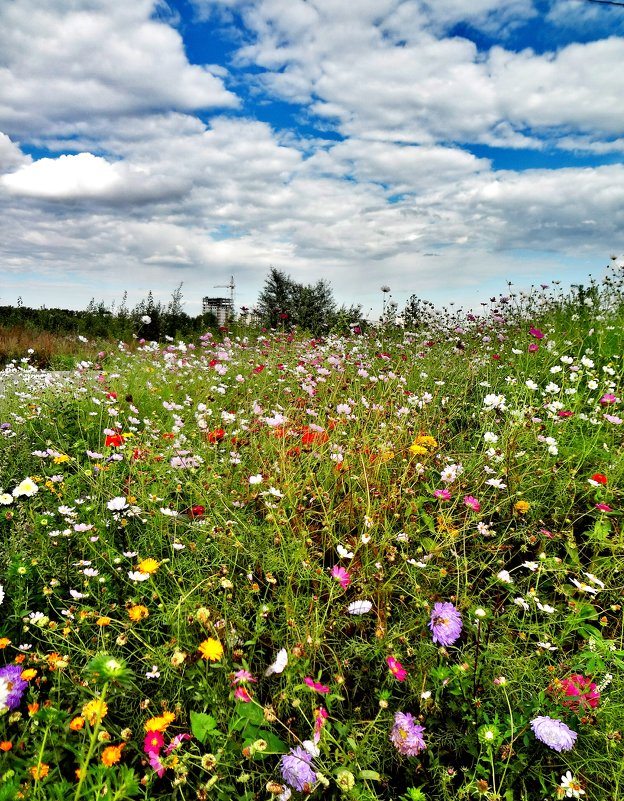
[0,272,623,801]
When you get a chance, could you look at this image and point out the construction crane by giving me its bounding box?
[214,275,235,307]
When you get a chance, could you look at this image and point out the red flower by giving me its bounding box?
[301,428,329,445]
[105,434,124,448]
[591,473,608,486]
[253,364,266,374]
[187,505,205,520]
[207,429,225,443]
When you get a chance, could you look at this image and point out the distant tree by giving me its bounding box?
[256,268,339,335]
[257,268,297,328]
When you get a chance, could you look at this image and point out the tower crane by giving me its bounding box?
[214,275,235,307]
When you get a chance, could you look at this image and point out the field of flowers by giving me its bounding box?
[0,274,622,801]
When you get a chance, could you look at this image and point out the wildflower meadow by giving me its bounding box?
[0,269,623,801]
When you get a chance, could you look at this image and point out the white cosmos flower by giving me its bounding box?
[264,648,288,676]
[347,600,373,615]
[127,571,150,582]
[0,584,4,605]
[336,545,354,560]
[107,496,128,511]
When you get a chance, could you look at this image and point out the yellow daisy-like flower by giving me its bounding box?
[137,558,160,575]
[82,699,108,726]
[96,617,112,627]
[144,711,175,733]
[408,443,429,455]
[128,605,149,622]
[198,638,224,662]
[0,638,11,649]
[514,500,530,514]
[21,669,37,681]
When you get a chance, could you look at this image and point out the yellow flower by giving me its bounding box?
[53,454,70,464]
[101,743,124,767]
[514,500,530,514]
[128,605,149,622]
[21,669,37,681]
[69,717,85,731]
[137,558,160,575]
[198,638,224,662]
[96,617,112,627]
[409,435,438,456]
[0,638,11,649]
[82,699,108,726]
[144,711,175,733]
[408,444,428,455]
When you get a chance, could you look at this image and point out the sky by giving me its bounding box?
[1,0,624,319]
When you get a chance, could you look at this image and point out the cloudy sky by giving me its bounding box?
[1,0,624,318]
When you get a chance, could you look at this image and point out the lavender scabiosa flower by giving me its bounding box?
[390,712,426,756]
[530,716,577,752]
[0,664,28,710]
[280,746,317,791]
[429,602,462,646]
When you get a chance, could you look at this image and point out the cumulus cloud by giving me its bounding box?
[0,0,239,138]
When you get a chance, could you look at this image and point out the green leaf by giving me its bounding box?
[235,702,266,726]
[190,711,218,743]
[358,770,381,781]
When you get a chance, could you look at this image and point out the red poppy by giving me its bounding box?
[301,428,329,445]
[105,433,124,447]
[207,429,225,443]
[591,473,608,485]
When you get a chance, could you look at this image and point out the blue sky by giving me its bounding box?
[1,0,624,318]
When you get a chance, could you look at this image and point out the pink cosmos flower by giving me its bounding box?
[528,343,539,353]
[313,706,328,743]
[434,489,451,500]
[599,393,617,405]
[558,674,600,711]
[231,669,257,685]
[148,750,166,777]
[234,687,252,702]
[529,327,544,339]
[331,565,351,588]
[304,677,330,694]
[386,656,408,681]
[165,733,192,755]
[463,495,481,512]
[596,503,612,512]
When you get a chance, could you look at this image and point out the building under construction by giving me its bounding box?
[202,296,232,326]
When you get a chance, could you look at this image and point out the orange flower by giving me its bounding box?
[101,743,125,767]
[69,717,85,731]
[96,617,112,627]
[47,652,68,670]
[28,703,40,716]
[0,742,12,751]
[0,638,10,649]
[198,638,224,662]
[137,558,159,575]
[144,711,175,733]
[21,669,37,681]
[30,764,50,780]
[14,654,26,664]
[128,605,149,622]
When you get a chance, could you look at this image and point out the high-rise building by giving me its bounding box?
[202,297,232,326]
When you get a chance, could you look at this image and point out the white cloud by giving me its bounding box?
[0,0,238,138]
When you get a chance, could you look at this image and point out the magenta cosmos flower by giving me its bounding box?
[559,674,600,711]
[429,602,463,646]
[530,716,577,752]
[463,495,481,512]
[330,565,351,588]
[529,327,544,339]
[390,712,426,756]
[386,656,408,681]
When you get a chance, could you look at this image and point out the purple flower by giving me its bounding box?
[280,746,317,791]
[530,716,577,752]
[429,602,462,646]
[0,664,28,710]
[390,712,426,756]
